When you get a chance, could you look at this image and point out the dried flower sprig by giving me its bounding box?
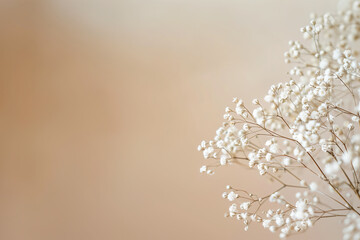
[199,0,360,238]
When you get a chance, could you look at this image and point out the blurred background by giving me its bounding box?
[0,0,343,239]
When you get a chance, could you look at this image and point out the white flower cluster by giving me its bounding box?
[343,212,360,240]
[199,0,360,238]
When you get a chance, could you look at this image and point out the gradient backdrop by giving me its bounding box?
[0,0,343,239]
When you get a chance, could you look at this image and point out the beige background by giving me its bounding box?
[0,0,344,239]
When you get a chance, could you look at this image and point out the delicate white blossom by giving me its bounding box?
[199,0,360,238]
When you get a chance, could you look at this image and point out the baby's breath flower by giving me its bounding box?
[227,191,239,201]
[199,0,360,238]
